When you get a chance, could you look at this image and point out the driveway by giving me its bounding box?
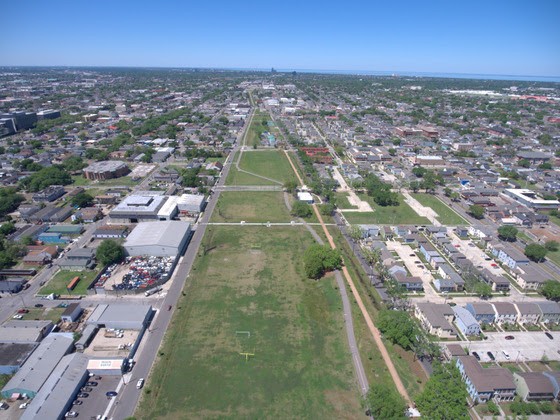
[385,240,439,300]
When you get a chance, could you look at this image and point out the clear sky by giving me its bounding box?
[1,0,559,77]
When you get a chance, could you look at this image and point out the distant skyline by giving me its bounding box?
[2,0,559,78]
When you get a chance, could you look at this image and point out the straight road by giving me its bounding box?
[110,108,247,419]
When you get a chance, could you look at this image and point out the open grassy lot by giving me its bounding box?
[40,269,99,296]
[411,193,469,226]
[19,307,66,323]
[341,194,430,225]
[335,192,357,209]
[225,151,279,186]
[137,226,362,419]
[245,111,273,148]
[211,191,292,223]
[238,150,297,184]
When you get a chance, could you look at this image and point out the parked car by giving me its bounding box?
[13,314,23,319]
[502,350,510,360]
[468,243,475,247]
[80,387,92,392]
[34,304,44,308]
[0,403,9,410]
[545,332,554,340]
[77,393,89,398]
[19,402,29,409]
[167,305,172,311]
[415,260,421,264]
[72,400,83,406]
[106,391,117,397]
[505,335,514,340]
[472,351,480,361]
[409,254,415,257]
[65,412,78,418]
[86,382,98,386]
[487,351,495,361]
[17,309,29,313]
[137,378,144,389]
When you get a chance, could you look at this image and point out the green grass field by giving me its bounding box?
[225,151,280,186]
[246,111,274,148]
[211,191,292,223]
[334,192,357,209]
[411,193,469,226]
[136,226,362,419]
[238,150,297,184]
[40,269,99,296]
[19,307,66,323]
[341,194,430,225]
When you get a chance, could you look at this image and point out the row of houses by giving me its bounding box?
[415,300,560,339]
[446,345,560,403]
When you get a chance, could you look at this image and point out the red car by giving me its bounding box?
[491,263,498,267]
[505,335,514,340]
[167,305,172,311]
[17,309,29,314]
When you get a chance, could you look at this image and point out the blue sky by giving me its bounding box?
[1,0,559,76]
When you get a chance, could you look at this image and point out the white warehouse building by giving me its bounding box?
[124,221,191,257]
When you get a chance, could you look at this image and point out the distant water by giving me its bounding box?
[230,67,560,83]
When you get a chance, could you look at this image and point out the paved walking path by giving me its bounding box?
[284,150,412,405]
[402,191,440,226]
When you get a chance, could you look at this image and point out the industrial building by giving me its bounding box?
[504,189,560,210]
[61,303,82,323]
[124,221,191,257]
[0,320,54,343]
[0,343,37,375]
[83,160,129,180]
[177,194,205,215]
[32,185,66,202]
[19,353,89,420]
[86,304,152,330]
[109,194,168,223]
[1,334,74,398]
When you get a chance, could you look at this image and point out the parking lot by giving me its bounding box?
[70,375,121,419]
[95,256,175,291]
[449,232,507,275]
[464,330,560,363]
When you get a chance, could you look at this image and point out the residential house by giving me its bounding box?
[497,246,530,270]
[456,226,469,237]
[513,372,556,401]
[22,245,58,265]
[491,302,518,324]
[414,303,457,339]
[444,344,467,361]
[542,372,560,400]
[513,264,549,290]
[453,306,480,336]
[456,355,516,403]
[419,243,440,263]
[515,302,541,325]
[536,302,560,325]
[393,272,423,292]
[466,302,496,324]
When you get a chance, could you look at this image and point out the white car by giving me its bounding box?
[136,378,144,389]
[13,314,23,319]
[19,402,29,409]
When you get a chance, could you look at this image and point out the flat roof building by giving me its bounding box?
[124,221,191,257]
[86,304,152,330]
[109,194,168,223]
[0,343,37,375]
[504,189,560,210]
[177,193,205,214]
[20,353,89,420]
[83,160,129,180]
[1,334,74,398]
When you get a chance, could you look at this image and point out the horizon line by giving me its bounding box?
[1,65,559,82]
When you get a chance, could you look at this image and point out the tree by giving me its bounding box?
[450,192,461,202]
[363,383,407,420]
[497,225,518,242]
[0,187,25,219]
[416,362,469,420]
[377,310,418,350]
[541,280,560,301]
[474,282,493,298]
[347,225,364,242]
[71,192,94,208]
[96,239,125,266]
[291,201,312,218]
[20,235,35,246]
[412,167,427,178]
[444,187,452,197]
[518,159,531,168]
[388,148,397,156]
[0,222,15,236]
[544,240,559,252]
[303,245,342,279]
[20,165,72,192]
[319,203,335,216]
[409,181,421,193]
[469,205,485,219]
[524,243,547,262]
[283,180,298,194]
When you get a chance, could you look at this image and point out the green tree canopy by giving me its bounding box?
[0,187,25,219]
[524,243,547,262]
[377,310,419,350]
[416,362,469,420]
[291,201,312,218]
[497,225,518,242]
[474,282,493,298]
[71,192,94,208]
[20,165,72,192]
[96,239,125,266]
[363,383,407,420]
[544,240,559,252]
[303,244,342,279]
[541,280,560,301]
[469,205,485,219]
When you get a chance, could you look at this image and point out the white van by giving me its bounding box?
[137,378,144,389]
